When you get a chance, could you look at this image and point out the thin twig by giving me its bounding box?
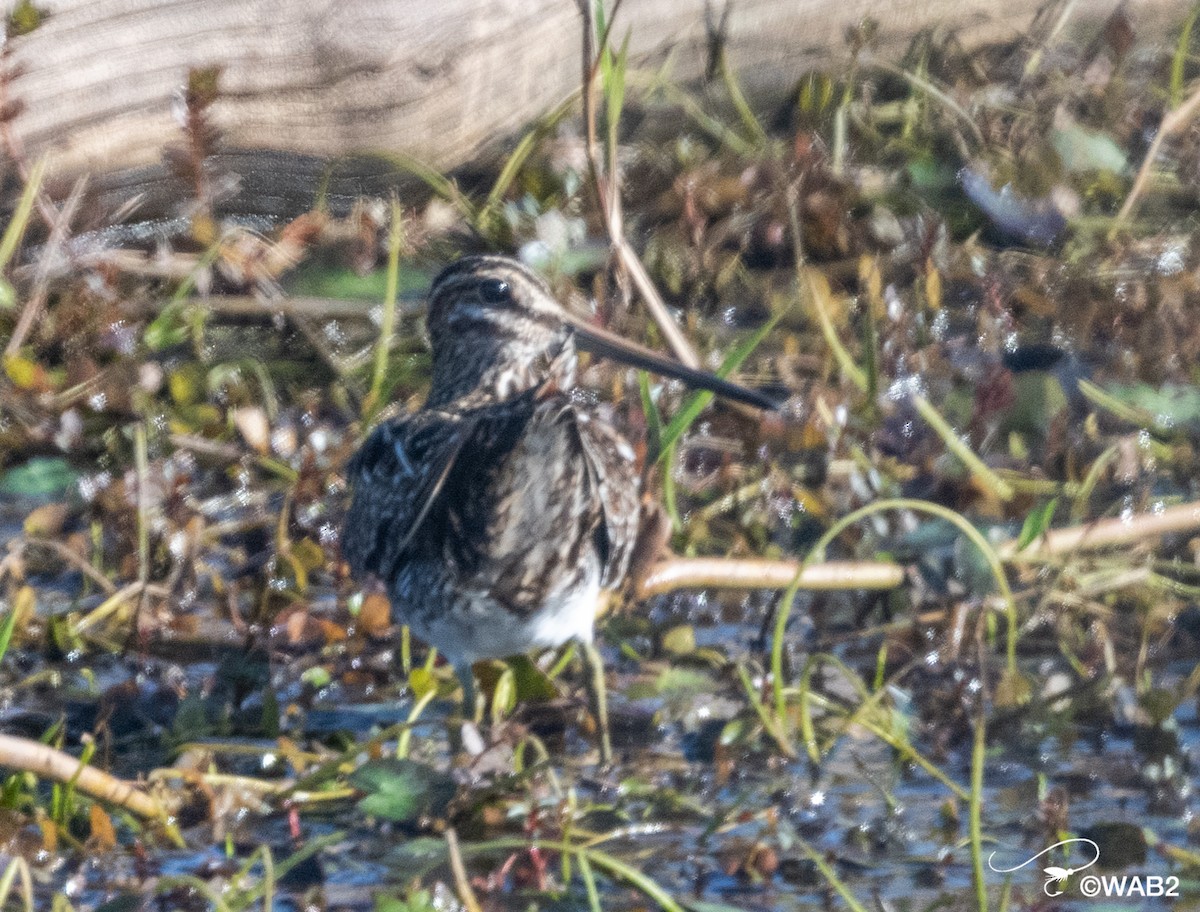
[861,55,984,146]
[1001,499,1200,561]
[613,239,701,368]
[445,829,484,912]
[5,176,86,356]
[22,537,117,595]
[168,432,244,463]
[575,0,701,370]
[0,733,165,820]
[1114,79,1200,229]
[635,557,904,598]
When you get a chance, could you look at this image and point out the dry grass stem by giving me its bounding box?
[638,499,1200,597]
[119,293,421,323]
[445,828,484,912]
[575,0,701,371]
[5,177,86,357]
[0,734,165,820]
[614,238,701,369]
[635,557,904,598]
[1114,78,1200,227]
[1001,499,1200,561]
[23,537,117,595]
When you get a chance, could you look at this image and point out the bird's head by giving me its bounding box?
[425,256,574,407]
[424,255,778,411]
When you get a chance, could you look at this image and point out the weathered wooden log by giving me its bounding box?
[4,0,1190,214]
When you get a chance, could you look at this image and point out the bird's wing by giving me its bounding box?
[341,409,479,581]
[572,410,642,590]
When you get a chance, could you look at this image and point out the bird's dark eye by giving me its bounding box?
[479,279,512,305]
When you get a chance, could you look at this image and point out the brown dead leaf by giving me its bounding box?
[24,502,69,537]
[317,618,348,644]
[88,804,117,850]
[357,592,392,637]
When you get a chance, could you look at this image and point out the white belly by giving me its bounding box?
[407,576,601,666]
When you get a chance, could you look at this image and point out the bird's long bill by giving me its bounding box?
[564,313,779,411]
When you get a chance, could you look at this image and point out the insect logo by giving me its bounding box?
[988,838,1100,897]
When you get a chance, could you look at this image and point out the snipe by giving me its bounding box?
[342,255,775,760]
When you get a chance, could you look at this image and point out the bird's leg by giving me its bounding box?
[454,662,482,723]
[581,640,612,764]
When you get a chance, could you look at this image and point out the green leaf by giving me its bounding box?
[375,890,439,912]
[144,301,191,351]
[350,759,456,824]
[505,654,558,702]
[686,901,758,912]
[1099,382,1200,431]
[301,666,332,689]
[654,667,714,702]
[0,457,78,497]
[660,625,696,656]
[409,666,437,699]
[1050,122,1129,174]
[285,261,434,302]
[1015,498,1058,552]
[386,836,450,877]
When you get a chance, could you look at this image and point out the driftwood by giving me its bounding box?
[7,0,1187,215]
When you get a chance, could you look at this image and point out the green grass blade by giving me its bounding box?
[481,96,577,226]
[365,199,404,422]
[0,157,46,280]
[1171,4,1200,108]
[639,371,663,460]
[0,594,23,667]
[718,50,769,148]
[970,707,988,912]
[655,309,784,462]
[1015,498,1058,552]
[578,845,687,912]
[605,33,630,162]
[772,498,1021,731]
[912,393,1014,502]
[791,832,871,912]
[662,440,682,532]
